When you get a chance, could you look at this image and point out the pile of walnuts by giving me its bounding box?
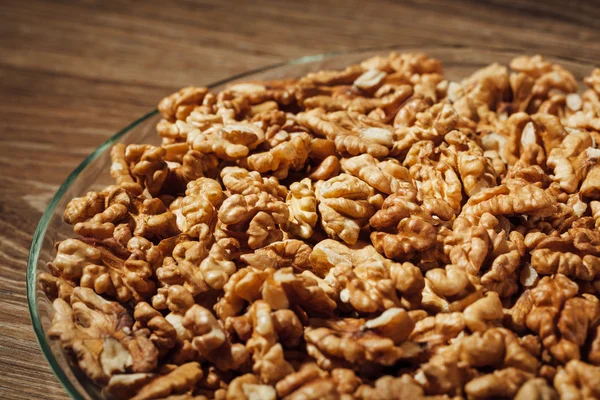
[42,52,600,399]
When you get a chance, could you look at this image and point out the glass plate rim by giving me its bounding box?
[26,43,583,399]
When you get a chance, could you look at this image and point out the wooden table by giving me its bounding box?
[1,0,598,398]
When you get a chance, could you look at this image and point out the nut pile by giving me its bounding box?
[41,52,600,399]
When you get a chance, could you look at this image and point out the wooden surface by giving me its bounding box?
[1,0,599,398]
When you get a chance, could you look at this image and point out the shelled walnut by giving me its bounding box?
[44,51,600,398]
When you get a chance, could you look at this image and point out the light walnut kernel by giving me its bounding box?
[45,51,600,398]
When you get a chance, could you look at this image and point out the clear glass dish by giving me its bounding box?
[26,45,596,399]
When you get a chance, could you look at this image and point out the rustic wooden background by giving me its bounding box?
[1,0,599,398]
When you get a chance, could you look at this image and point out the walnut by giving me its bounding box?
[244,301,295,384]
[229,80,295,105]
[316,174,379,245]
[175,177,224,239]
[510,55,578,111]
[299,64,364,87]
[241,240,312,272]
[422,265,482,313]
[360,55,394,72]
[530,113,568,156]
[134,302,178,356]
[239,131,311,179]
[304,317,423,370]
[159,87,208,121]
[393,103,459,159]
[157,241,210,297]
[584,68,600,94]
[409,312,466,348]
[73,203,128,240]
[308,137,337,160]
[39,272,74,301]
[547,133,594,194]
[156,237,236,309]
[509,72,536,113]
[464,328,540,370]
[442,130,498,196]
[157,119,194,144]
[413,344,473,395]
[148,285,197,364]
[119,144,170,196]
[445,213,525,286]
[110,144,144,195]
[523,275,600,364]
[296,108,395,158]
[302,84,412,115]
[341,154,413,195]
[196,365,230,394]
[415,328,538,396]
[198,238,239,291]
[580,148,600,200]
[481,116,518,166]
[275,363,326,398]
[215,266,272,320]
[393,95,433,129]
[128,235,166,271]
[452,63,509,121]
[64,190,107,225]
[49,238,102,282]
[49,288,158,384]
[161,146,220,193]
[183,304,249,371]
[463,180,557,217]
[181,94,235,132]
[514,378,559,400]
[127,197,180,241]
[226,374,257,400]
[48,52,600,398]
[272,268,337,317]
[308,154,341,181]
[354,374,432,400]
[464,367,534,400]
[228,303,304,349]
[387,52,443,82]
[554,360,600,400]
[528,227,600,281]
[187,122,265,161]
[353,68,387,92]
[226,374,277,400]
[362,307,415,344]
[49,238,156,302]
[275,364,361,400]
[220,166,285,199]
[462,291,504,332]
[248,100,279,119]
[130,362,204,400]
[406,156,463,218]
[589,326,600,365]
[285,179,318,239]
[370,190,441,261]
[216,263,337,320]
[218,192,289,249]
[310,239,423,313]
[104,373,155,400]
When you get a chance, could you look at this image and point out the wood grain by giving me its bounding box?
[0,0,599,398]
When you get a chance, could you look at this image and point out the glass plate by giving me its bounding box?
[27,45,595,399]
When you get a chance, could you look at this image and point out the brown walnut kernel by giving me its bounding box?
[49,288,158,384]
[316,173,380,245]
[218,192,289,249]
[45,52,600,398]
[304,315,423,370]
